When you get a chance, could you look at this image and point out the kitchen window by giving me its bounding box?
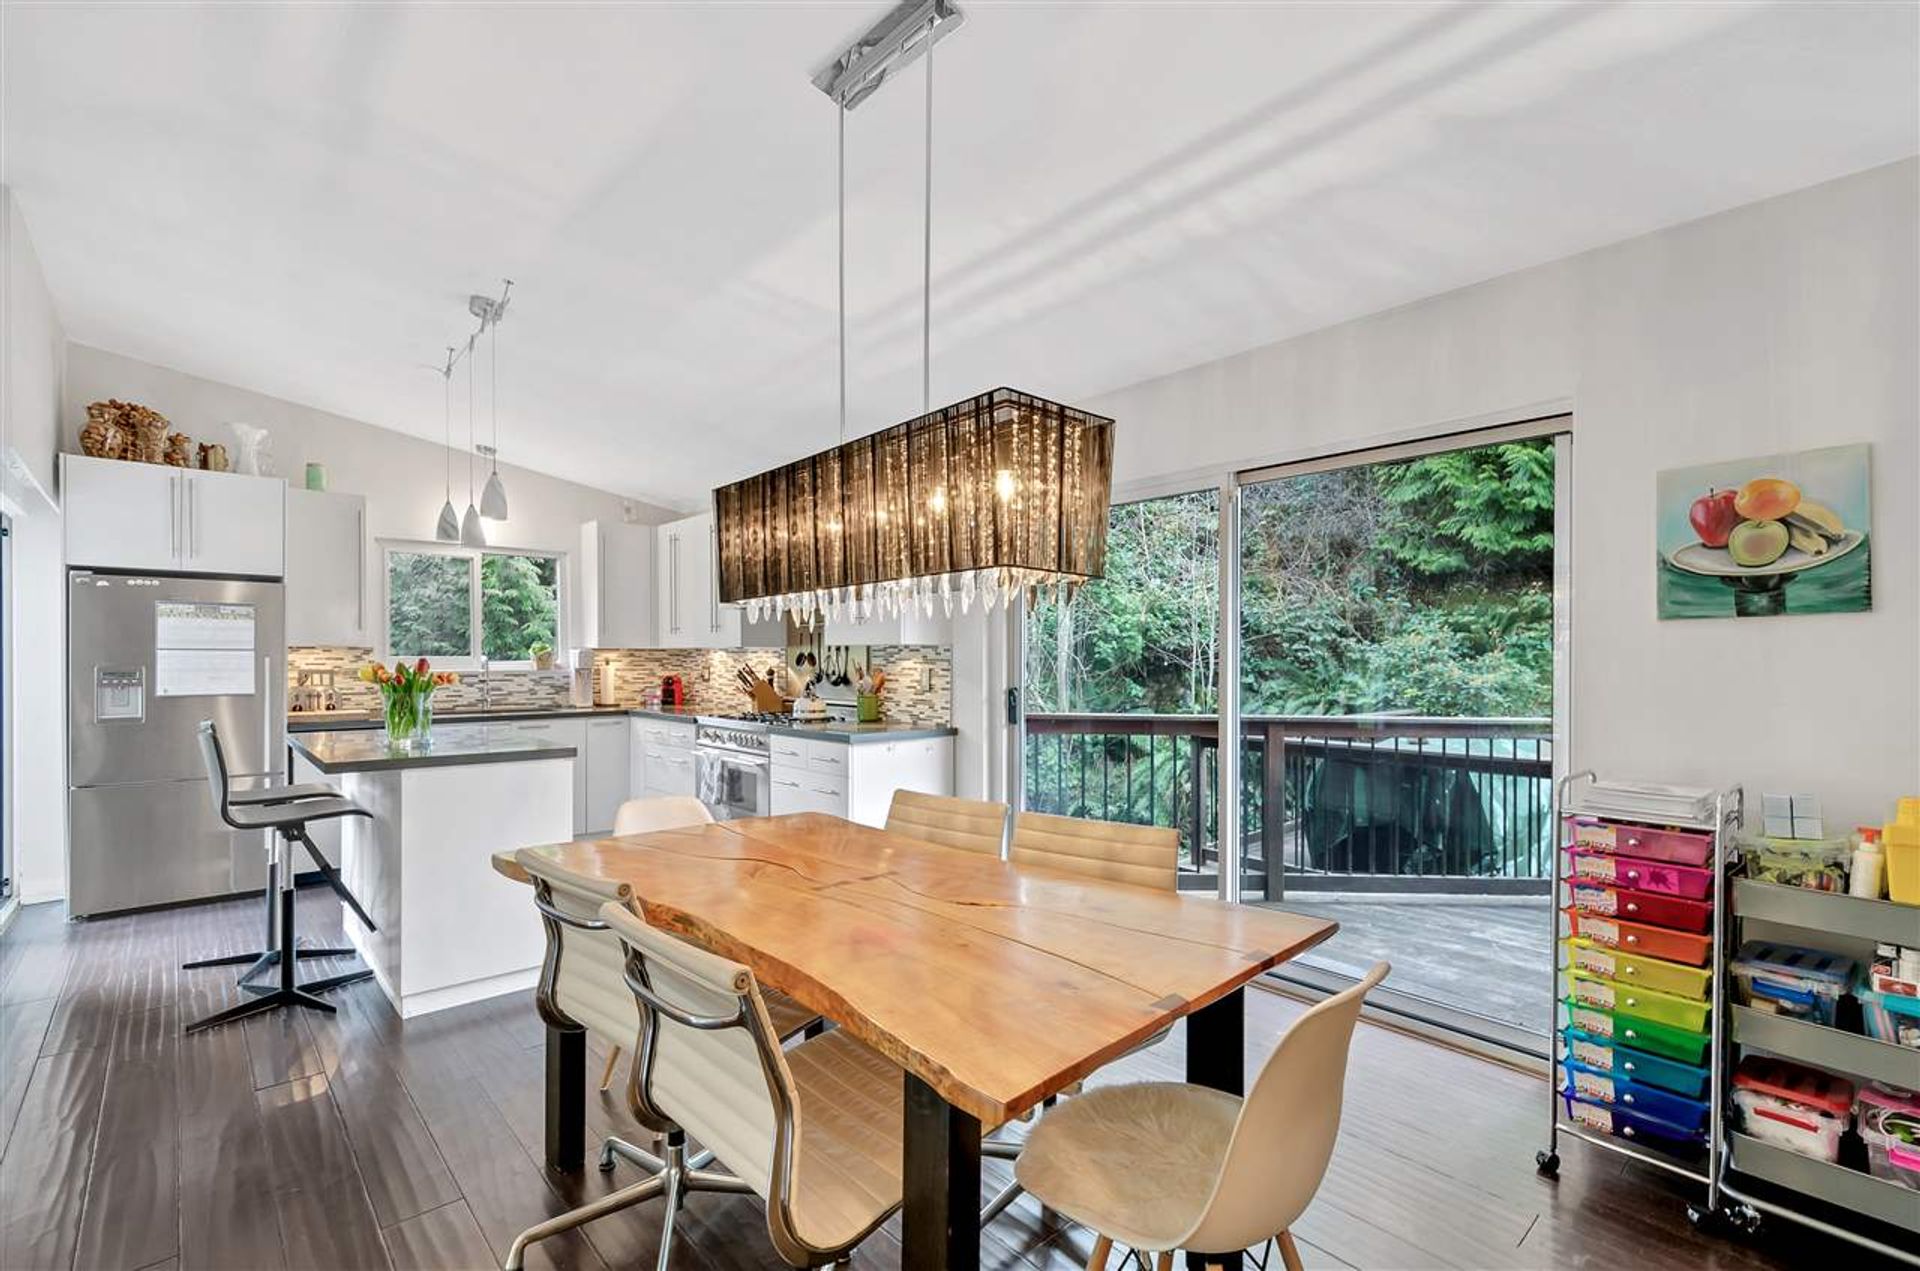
[382,542,563,668]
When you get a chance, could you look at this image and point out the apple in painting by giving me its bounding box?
[1727,518,1790,568]
[1689,488,1741,548]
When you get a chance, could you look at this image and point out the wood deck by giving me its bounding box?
[1260,895,1553,1035]
[0,890,1891,1270]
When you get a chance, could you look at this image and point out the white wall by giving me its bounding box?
[2,184,70,904]
[61,344,678,650]
[1086,158,1919,830]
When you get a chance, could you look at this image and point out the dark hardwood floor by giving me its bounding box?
[0,889,1891,1271]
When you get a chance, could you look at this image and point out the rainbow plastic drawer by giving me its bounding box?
[1563,937,1712,1001]
[1564,909,1713,966]
[1570,970,1712,1032]
[1563,1058,1710,1133]
[1568,881,1712,933]
[1563,1026,1710,1099]
[1566,848,1714,900]
[1562,1088,1706,1150]
[1563,998,1710,1065]
[1566,818,1714,866]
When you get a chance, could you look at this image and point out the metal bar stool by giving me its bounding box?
[184,720,377,1032]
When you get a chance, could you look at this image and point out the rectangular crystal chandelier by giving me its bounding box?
[715,387,1114,623]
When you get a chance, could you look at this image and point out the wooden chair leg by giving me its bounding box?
[1154,1253,1173,1271]
[1277,1231,1305,1271]
[598,1046,622,1092]
[1086,1233,1111,1270]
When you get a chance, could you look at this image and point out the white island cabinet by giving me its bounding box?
[769,731,953,826]
[289,723,574,1019]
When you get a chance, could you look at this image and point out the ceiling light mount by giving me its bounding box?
[812,0,963,111]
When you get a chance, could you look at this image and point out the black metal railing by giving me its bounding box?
[1023,713,1554,898]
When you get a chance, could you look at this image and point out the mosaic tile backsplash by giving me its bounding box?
[288,644,952,726]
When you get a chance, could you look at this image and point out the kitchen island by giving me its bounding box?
[288,723,575,1018]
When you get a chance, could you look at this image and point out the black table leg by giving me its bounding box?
[545,1024,585,1171]
[902,1072,981,1270]
[1186,988,1245,1271]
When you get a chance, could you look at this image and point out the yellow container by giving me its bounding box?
[1887,818,1920,905]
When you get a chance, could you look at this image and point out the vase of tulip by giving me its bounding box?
[360,658,459,751]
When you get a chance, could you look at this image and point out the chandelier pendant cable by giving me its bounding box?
[922,26,933,416]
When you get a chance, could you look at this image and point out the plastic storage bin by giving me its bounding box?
[1564,937,1712,1001]
[1566,848,1714,899]
[1731,1056,1854,1163]
[1564,999,1710,1064]
[1563,1059,1710,1132]
[1570,971,1712,1032]
[1562,1026,1711,1098]
[1728,940,1857,1026]
[1856,978,1920,1049]
[1569,881,1712,933]
[1856,1082,1920,1191]
[1567,818,1714,866]
[1562,1088,1705,1149]
[1565,909,1713,966]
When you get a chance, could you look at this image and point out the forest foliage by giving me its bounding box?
[1025,438,1556,720]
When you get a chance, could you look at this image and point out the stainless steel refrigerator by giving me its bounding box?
[67,570,285,917]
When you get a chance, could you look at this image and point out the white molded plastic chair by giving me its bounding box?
[613,794,715,837]
[1014,962,1390,1270]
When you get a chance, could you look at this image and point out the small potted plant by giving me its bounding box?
[528,641,554,671]
[359,658,458,750]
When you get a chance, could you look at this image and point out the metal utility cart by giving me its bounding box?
[1714,873,1920,1264]
[1537,772,1741,1222]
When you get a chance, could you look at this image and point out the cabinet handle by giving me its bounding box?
[811,786,840,797]
[356,504,366,634]
[598,530,608,644]
[188,477,198,559]
[668,535,680,634]
[169,475,179,559]
[774,778,799,788]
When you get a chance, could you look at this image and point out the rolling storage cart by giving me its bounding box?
[1538,772,1741,1223]
[1715,874,1920,1263]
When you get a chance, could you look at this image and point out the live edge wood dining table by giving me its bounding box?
[492,812,1336,1271]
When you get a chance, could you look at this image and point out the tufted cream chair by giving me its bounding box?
[600,899,906,1267]
[884,789,1008,856]
[1010,810,1180,890]
[1014,962,1389,1270]
[981,813,1182,1226]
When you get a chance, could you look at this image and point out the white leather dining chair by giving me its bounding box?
[596,898,907,1267]
[1014,962,1390,1270]
[595,795,820,1090]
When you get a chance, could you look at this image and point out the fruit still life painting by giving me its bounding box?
[1658,443,1870,619]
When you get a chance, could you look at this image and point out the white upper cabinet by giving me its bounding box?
[285,489,367,646]
[654,510,783,649]
[64,454,285,577]
[579,520,656,649]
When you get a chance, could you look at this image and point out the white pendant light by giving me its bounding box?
[480,304,510,519]
[434,345,459,541]
[460,346,486,547]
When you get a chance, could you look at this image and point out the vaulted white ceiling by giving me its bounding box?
[5,2,1915,508]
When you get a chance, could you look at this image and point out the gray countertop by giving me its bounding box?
[288,705,637,733]
[287,723,578,774]
[285,704,949,744]
[765,721,957,744]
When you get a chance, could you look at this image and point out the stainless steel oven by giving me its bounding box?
[694,718,770,822]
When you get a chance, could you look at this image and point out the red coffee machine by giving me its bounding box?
[660,675,685,710]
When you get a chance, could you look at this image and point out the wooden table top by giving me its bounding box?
[496,812,1336,1124]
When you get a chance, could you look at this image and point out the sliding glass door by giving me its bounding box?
[1234,422,1568,1043]
[1017,417,1569,1050]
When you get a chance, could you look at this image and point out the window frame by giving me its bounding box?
[379,539,567,671]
